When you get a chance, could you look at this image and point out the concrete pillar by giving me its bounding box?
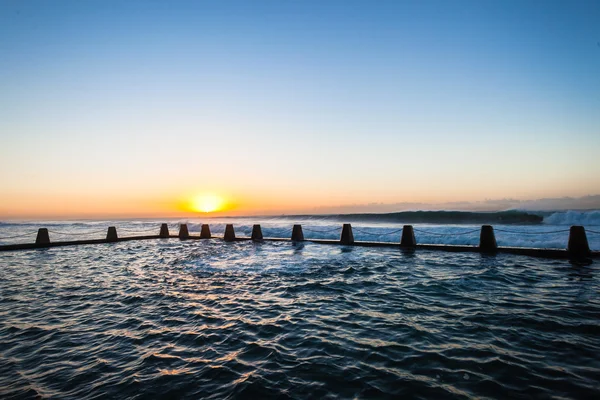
[251,224,263,242]
[568,226,591,258]
[159,223,169,238]
[179,224,189,240]
[200,224,211,239]
[479,225,497,253]
[291,225,304,241]
[106,226,118,242]
[36,228,50,245]
[400,225,416,248]
[224,224,236,242]
[340,224,354,245]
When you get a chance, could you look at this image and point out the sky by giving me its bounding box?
[1,0,599,218]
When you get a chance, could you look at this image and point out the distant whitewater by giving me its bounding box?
[1,210,599,250]
[541,210,600,226]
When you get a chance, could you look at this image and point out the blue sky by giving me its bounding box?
[1,0,599,217]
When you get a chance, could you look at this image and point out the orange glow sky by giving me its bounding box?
[1,2,599,219]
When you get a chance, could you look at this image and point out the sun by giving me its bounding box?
[192,194,224,213]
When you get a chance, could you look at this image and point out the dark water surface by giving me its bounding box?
[1,239,599,399]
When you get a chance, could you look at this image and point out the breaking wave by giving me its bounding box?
[2,211,600,250]
[544,210,600,226]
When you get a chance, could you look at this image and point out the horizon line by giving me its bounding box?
[2,207,598,222]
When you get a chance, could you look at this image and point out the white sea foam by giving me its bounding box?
[543,210,600,226]
[188,219,600,251]
[1,212,600,250]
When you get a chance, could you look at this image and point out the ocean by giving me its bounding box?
[1,210,599,398]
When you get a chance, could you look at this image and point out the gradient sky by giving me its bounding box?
[1,0,599,218]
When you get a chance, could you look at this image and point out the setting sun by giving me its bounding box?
[192,194,224,213]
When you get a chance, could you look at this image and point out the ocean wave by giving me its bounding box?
[2,219,600,250]
[544,210,600,226]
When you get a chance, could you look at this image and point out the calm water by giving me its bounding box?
[1,236,599,399]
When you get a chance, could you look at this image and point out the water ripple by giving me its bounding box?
[1,240,599,398]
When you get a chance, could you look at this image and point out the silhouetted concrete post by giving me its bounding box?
[200,224,211,239]
[251,224,263,242]
[479,225,497,253]
[568,226,591,258]
[159,223,169,238]
[179,224,189,240]
[291,225,304,241]
[340,224,354,245]
[36,228,50,245]
[106,226,118,242]
[224,224,236,242]
[400,225,416,248]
